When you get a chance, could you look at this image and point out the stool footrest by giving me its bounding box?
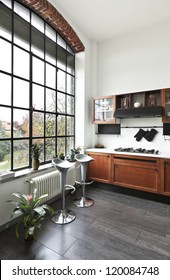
[75,180,93,186]
[65,185,76,194]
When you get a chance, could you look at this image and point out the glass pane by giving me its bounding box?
[0,140,10,171]
[46,63,56,89]
[45,25,56,42]
[67,74,74,95]
[57,69,66,92]
[32,57,44,85]
[0,3,12,40]
[67,45,74,55]
[0,107,11,138]
[67,52,75,75]
[57,137,65,157]
[13,46,29,79]
[57,45,66,70]
[94,98,113,121]
[13,78,29,108]
[14,1,30,22]
[0,39,11,73]
[57,35,66,49]
[1,0,12,9]
[14,13,30,50]
[13,109,29,138]
[46,113,55,136]
[45,37,56,65]
[57,115,65,136]
[13,139,29,169]
[66,137,74,156]
[32,84,44,110]
[57,92,65,113]
[67,95,74,115]
[33,112,44,137]
[67,116,74,135]
[0,73,11,105]
[46,89,56,112]
[45,138,55,161]
[31,26,44,58]
[31,13,44,33]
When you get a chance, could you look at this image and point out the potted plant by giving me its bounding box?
[58,151,65,160]
[7,192,54,240]
[70,147,81,161]
[31,143,41,170]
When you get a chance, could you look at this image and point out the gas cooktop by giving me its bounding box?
[114,147,160,155]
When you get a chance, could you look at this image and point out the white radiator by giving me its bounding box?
[27,166,75,203]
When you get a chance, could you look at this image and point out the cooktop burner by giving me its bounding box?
[114,147,160,154]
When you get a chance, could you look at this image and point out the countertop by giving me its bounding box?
[86,148,170,159]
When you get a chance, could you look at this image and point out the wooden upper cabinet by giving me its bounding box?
[92,95,116,124]
[161,89,170,122]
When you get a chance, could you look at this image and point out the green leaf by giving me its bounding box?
[42,205,54,215]
[9,209,23,221]
[34,206,46,216]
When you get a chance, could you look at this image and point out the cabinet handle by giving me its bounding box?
[154,169,159,173]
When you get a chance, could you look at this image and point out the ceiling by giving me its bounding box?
[49,0,170,42]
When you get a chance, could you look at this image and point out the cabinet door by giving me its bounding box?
[92,96,116,124]
[112,156,160,193]
[161,159,170,195]
[87,153,111,183]
[161,89,170,122]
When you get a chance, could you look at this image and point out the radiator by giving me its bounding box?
[27,166,75,203]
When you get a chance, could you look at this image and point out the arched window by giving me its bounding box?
[0,0,77,171]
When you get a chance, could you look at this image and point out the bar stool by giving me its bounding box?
[74,154,94,208]
[51,158,76,224]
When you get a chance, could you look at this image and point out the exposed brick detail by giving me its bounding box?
[17,0,85,53]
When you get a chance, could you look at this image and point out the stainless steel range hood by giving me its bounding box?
[114,106,163,118]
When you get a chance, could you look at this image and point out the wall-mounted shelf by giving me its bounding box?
[96,124,121,135]
[114,90,162,118]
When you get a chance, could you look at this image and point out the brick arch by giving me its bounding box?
[18,0,85,53]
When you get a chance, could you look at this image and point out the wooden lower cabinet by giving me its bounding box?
[87,152,111,183]
[160,159,170,196]
[112,155,161,194]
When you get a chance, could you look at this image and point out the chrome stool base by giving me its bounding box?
[51,209,76,225]
[74,197,94,208]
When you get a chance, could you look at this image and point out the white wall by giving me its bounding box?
[93,21,170,152]
[97,20,170,95]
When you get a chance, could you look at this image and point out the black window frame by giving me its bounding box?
[0,0,75,171]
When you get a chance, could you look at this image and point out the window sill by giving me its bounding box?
[0,163,54,183]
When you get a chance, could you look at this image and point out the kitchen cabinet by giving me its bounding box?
[115,90,161,109]
[92,95,116,124]
[86,151,165,195]
[87,152,111,183]
[112,155,161,193]
[114,90,162,118]
[161,89,170,122]
[160,159,170,196]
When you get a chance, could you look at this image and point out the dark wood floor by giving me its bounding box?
[0,183,170,260]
